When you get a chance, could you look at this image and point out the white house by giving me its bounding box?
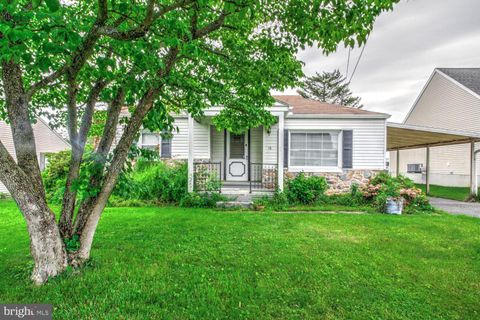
[0,118,70,194]
[390,68,480,187]
[138,95,390,193]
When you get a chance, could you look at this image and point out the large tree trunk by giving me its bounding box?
[0,142,67,285]
[24,202,67,285]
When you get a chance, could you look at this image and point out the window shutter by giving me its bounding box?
[161,137,172,158]
[284,130,289,168]
[342,130,353,169]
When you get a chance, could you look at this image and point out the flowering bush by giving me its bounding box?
[361,172,432,213]
[361,184,382,200]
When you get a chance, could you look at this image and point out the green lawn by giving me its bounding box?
[1,200,480,319]
[416,183,475,201]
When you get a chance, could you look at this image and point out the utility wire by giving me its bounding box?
[348,35,369,84]
[345,48,351,78]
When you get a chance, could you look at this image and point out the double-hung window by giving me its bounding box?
[289,131,340,169]
[140,132,160,151]
[140,131,172,158]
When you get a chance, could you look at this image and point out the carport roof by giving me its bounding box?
[387,122,480,151]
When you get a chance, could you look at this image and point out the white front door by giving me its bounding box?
[226,132,248,181]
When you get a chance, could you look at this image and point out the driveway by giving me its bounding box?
[429,197,480,218]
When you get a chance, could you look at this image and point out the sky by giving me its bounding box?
[276,0,480,122]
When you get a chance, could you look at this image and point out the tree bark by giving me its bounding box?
[0,142,67,285]
[73,87,125,235]
[75,48,179,259]
[1,60,45,197]
[25,204,67,285]
[75,88,159,260]
[59,79,107,239]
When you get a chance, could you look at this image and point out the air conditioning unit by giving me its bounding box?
[407,163,423,174]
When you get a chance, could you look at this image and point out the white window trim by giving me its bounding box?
[139,131,161,156]
[288,130,343,173]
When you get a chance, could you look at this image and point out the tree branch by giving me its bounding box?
[100,0,195,40]
[1,60,45,197]
[59,76,108,238]
[26,67,67,100]
[26,0,109,99]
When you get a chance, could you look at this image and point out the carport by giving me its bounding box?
[387,122,480,196]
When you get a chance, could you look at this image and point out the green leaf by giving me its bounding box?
[37,56,52,72]
[32,0,42,9]
[45,0,60,12]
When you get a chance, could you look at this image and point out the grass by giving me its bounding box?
[416,184,475,201]
[285,204,378,213]
[1,200,480,319]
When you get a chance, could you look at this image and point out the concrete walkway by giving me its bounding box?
[429,197,480,218]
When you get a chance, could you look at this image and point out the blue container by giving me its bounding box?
[386,198,404,215]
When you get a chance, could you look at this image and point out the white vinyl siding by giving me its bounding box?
[210,127,225,179]
[250,126,263,164]
[285,118,386,170]
[263,123,278,164]
[171,118,210,159]
[390,142,480,187]
[396,71,480,187]
[0,119,70,194]
[405,72,480,131]
[166,116,386,175]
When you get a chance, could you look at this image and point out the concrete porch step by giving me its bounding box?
[216,201,253,209]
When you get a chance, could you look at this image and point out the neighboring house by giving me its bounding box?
[138,95,390,193]
[390,68,480,187]
[0,118,70,194]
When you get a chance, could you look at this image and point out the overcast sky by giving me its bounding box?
[276,0,480,122]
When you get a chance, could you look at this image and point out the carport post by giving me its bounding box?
[187,114,194,193]
[470,141,478,197]
[396,149,400,177]
[425,146,430,195]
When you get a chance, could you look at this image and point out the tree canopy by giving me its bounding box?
[0,0,399,284]
[297,69,363,108]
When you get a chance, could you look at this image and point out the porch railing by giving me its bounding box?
[193,162,222,193]
[249,163,277,192]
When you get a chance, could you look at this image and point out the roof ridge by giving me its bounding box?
[273,94,390,117]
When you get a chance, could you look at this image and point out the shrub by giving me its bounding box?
[42,146,112,204]
[42,150,188,206]
[179,192,227,208]
[0,193,11,200]
[253,190,289,210]
[112,160,188,204]
[107,196,159,208]
[194,165,222,192]
[361,172,432,213]
[286,173,328,204]
[42,150,72,203]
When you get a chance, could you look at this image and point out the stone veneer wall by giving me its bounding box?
[284,169,384,195]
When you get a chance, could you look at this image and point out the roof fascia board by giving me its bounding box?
[287,113,390,119]
[36,117,71,147]
[402,69,438,124]
[387,122,480,138]
[387,138,480,151]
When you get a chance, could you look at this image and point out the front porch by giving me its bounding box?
[193,162,279,194]
[186,106,288,193]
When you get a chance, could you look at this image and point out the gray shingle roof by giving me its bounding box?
[437,68,480,96]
